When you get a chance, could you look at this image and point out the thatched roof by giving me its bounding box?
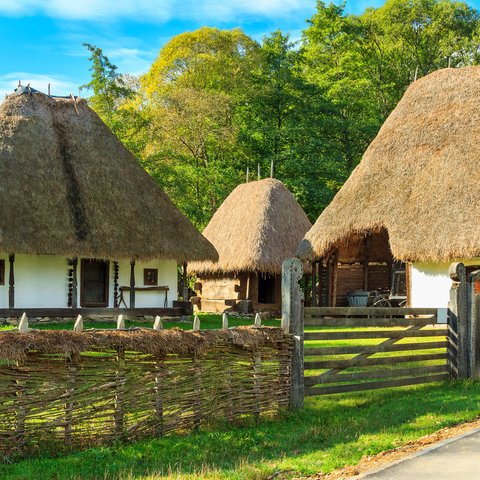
[297,66,480,263]
[191,178,311,274]
[0,91,217,262]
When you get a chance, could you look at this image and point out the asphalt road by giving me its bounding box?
[354,429,480,479]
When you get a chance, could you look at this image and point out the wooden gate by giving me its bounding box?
[303,307,455,396]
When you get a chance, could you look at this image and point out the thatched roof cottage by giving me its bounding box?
[0,88,217,314]
[297,67,480,308]
[191,178,311,313]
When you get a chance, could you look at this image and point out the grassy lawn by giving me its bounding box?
[0,313,280,331]
[1,380,480,479]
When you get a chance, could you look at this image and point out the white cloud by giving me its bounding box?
[0,0,312,22]
[0,72,79,99]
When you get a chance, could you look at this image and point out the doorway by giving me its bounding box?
[258,274,275,304]
[80,259,109,307]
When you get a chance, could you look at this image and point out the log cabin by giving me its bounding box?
[190,178,311,313]
[0,87,217,316]
[297,67,480,309]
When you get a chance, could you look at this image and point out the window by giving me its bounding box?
[0,259,4,285]
[144,268,158,286]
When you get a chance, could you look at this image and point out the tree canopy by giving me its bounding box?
[82,0,480,229]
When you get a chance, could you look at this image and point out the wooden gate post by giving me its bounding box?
[449,262,469,378]
[282,258,304,410]
[468,270,480,379]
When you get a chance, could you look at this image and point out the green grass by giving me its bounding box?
[1,380,480,479]
[0,313,280,332]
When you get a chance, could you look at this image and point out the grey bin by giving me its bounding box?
[347,290,370,307]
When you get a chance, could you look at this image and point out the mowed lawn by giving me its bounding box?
[1,314,479,479]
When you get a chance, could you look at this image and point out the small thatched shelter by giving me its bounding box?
[297,66,480,308]
[0,88,217,311]
[191,178,311,313]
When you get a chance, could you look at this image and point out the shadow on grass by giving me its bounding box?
[2,380,480,479]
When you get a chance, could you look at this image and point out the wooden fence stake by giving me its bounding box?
[117,314,125,330]
[153,315,163,330]
[193,351,201,430]
[154,357,164,435]
[253,352,262,422]
[222,312,228,330]
[18,313,28,333]
[114,348,126,439]
[254,313,261,327]
[65,352,79,445]
[73,315,83,333]
[193,315,200,331]
[282,258,304,410]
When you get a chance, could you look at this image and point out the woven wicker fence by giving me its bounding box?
[0,326,292,459]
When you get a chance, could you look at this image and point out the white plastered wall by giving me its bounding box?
[411,259,480,308]
[0,254,178,309]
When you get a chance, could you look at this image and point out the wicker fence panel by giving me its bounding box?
[0,327,292,459]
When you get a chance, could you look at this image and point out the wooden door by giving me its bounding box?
[81,259,109,307]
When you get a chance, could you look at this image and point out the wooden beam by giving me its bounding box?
[311,262,317,307]
[182,261,189,301]
[130,260,136,308]
[317,260,323,307]
[0,307,186,317]
[113,261,119,308]
[8,254,14,309]
[331,252,339,307]
[71,258,78,309]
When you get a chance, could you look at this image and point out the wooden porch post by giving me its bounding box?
[317,260,323,306]
[113,261,119,308]
[8,254,15,309]
[363,236,370,291]
[71,258,78,309]
[246,273,252,300]
[183,261,189,301]
[311,261,317,307]
[130,260,136,308]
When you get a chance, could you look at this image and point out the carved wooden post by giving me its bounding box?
[311,262,317,307]
[129,260,136,308]
[182,261,189,301]
[71,257,78,309]
[282,258,304,410]
[8,254,15,309]
[154,357,164,436]
[113,261,119,308]
[449,262,469,378]
[468,270,480,379]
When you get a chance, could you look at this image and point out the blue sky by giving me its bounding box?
[0,0,478,97]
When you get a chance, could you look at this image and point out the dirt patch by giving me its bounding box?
[299,417,480,480]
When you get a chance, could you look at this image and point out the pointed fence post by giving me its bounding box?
[282,258,304,410]
[73,315,83,333]
[18,313,28,333]
[222,313,228,330]
[117,314,125,330]
[153,315,163,330]
[193,315,200,331]
[449,263,469,378]
[254,313,261,327]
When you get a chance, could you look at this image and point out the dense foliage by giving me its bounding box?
[82,0,480,228]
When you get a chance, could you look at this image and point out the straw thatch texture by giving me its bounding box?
[0,327,292,458]
[0,92,217,262]
[297,67,480,263]
[191,179,311,274]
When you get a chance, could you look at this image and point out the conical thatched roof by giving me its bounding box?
[0,91,217,262]
[297,67,480,263]
[191,178,311,274]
